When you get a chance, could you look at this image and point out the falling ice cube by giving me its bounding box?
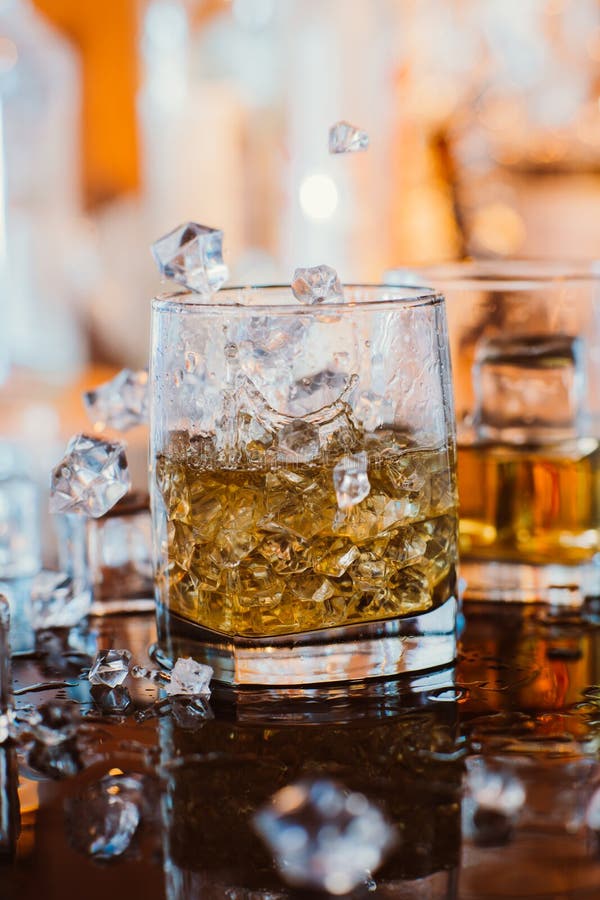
[49,434,131,518]
[151,222,228,296]
[333,451,370,509]
[30,570,92,629]
[473,333,583,443]
[83,369,149,432]
[291,265,344,304]
[164,657,213,698]
[253,778,395,894]
[88,649,132,688]
[65,777,140,860]
[329,120,369,154]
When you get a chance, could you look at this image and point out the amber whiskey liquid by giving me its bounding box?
[156,438,458,638]
[458,438,600,566]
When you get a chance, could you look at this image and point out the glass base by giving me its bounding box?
[155,596,457,687]
[461,558,600,605]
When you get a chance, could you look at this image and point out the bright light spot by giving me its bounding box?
[108,768,124,776]
[299,174,339,221]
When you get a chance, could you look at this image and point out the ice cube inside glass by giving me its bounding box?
[150,285,459,686]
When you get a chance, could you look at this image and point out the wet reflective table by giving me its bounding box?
[3,601,600,900]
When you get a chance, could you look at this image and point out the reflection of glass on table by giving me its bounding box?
[159,690,461,898]
[150,285,459,685]
[386,261,600,605]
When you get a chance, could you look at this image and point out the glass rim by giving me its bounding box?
[151,283,444,315]
[384,258,600,291]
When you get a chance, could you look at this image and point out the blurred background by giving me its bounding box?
[3,0,600,531]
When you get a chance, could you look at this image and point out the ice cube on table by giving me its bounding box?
[329,120,369,154]
[333,452,370,509]
[29,700,80,746]
[56,493,154,614]
[65,777,140,859]
[83,369,149,432]
[463,757,525,846]
[473,333,583,443]
[291,265,344,304]
[88,648,132,688]
[151,222,228,296]
[164,657,213,698]
[30,570,92,629]
[49,434,131,518]
[465,757,526,816]
[253,778,395,894]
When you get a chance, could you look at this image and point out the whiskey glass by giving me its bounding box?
[150,285,458,686]
[386,261,600,605]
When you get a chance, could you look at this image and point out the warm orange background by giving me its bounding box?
[33,0,140,208]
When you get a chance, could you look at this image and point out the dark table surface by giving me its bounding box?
[3,600,600,900]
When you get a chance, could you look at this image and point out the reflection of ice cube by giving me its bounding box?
[65,776,140,859]
[329,121,369,154]
[151,222,228,296]
[473,334,583,442]
[463,757,525,847]
[49,434,131,518]
[253,778,395,894]
[83,369,149,432]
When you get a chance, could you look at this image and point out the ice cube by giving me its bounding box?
[277,420,320,462]
[165,657,213,698]
[0,466,40,578]
[30,570,92,629]
[29,700,80,746]
[329,120,369,154]
[65,777,140,859]
[253,778,395,894]
[28,740,82,780]
[465,758,525,816]
[333,451,370,509]
[463,757,525,846]
[83,368,149,432]
[291,265,344,304]
[473,333,583,443]
[49,434,131,518]
[88,648,132,687]
[151,222,228,295]
[56,493,154,613]
[0,595,10,745]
